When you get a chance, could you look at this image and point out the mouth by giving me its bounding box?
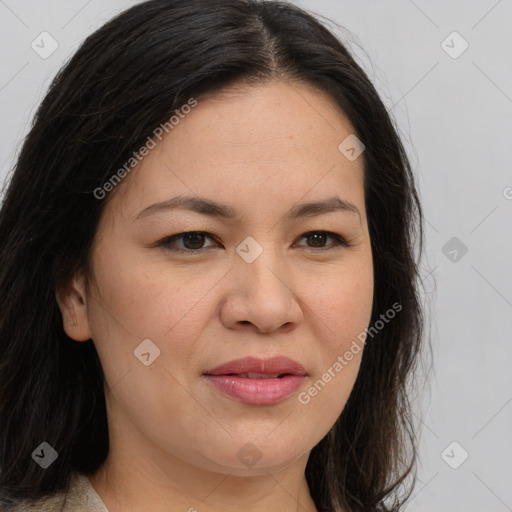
[203,356,307,405]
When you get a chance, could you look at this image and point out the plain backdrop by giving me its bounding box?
[1,1,511,510]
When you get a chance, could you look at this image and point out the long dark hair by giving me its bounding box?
[0,1,426,510]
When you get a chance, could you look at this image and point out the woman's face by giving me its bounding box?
[61,80,374,477]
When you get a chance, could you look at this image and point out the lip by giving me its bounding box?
[203,356,307,405]
[204,356,307,376]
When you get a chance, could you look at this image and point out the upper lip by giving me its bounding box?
[203,356,307,376]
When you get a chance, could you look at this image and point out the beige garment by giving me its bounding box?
[10,472,109,512]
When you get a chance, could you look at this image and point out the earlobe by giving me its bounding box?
[55,271,92,342]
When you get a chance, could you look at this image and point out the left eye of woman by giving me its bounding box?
[158,230,351,253]
[295,231,350,250]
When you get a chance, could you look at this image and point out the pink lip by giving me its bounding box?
[203,356,307,405]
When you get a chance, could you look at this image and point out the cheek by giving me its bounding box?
[91,247,208,331]
[87,255,228,377]
[298,258,373,413]
[307,259,374,347]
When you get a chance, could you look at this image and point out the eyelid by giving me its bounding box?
[157,230,352,253]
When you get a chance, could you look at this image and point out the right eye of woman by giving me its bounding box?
[157,231,219,253]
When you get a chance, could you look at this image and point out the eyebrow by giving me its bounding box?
[134,195,361,222]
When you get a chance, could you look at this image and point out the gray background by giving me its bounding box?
[1,1,511,510]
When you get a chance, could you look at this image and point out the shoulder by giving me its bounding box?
[7,492,65,511]
[7,472,109,512]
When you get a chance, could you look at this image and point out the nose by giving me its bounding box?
[219,245,303,334]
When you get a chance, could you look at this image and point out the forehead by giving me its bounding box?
[106,80,365,221]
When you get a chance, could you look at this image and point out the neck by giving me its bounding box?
[88,455,318,512]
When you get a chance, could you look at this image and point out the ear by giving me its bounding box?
[55,270,92,342]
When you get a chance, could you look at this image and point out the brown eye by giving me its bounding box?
[305,232,328,248]
[158,230,350,254]
[181,233,208,250]
[295,231,349,250]
[159,231,218,252]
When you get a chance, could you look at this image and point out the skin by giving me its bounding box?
[56,80,374,512]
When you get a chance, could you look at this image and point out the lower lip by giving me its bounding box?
[203,375,306,405]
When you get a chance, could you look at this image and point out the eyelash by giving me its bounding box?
[157,230,352,253]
